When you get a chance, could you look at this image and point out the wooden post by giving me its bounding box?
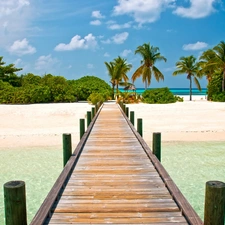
[95,104,98,113]
[137,118,143,137]
[63,133,72,167]
[152,132,161,161]
[4,180,27,225]
[130,111,134,126]
[91,107,95,119]
[80,119,85,140]
[87,111,91,128]
[126,107,129,118]
[204,181,225,225]
[123,104,126,113]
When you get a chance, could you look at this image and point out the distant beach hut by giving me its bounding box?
[124,84,136,92]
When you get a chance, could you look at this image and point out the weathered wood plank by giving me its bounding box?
[32,103,202,224]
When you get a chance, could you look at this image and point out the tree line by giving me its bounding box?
[105,41,225,101]
[0,58,112,104]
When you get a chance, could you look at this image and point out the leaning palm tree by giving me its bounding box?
[211,41,225,91]
[104,56,132,99]
[173,55,202,101]
[199,49,216,84]
[132,43,167,90]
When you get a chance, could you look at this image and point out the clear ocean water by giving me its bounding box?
[0,141,224,224]
[119,88,207,96]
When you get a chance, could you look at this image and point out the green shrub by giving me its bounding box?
[207,72,223,100]
[88,93,105,105]
[69,76,112,101]
[142,87,177,104]
[211,92,225,102]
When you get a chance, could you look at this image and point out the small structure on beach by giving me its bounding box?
[124,84,136,92]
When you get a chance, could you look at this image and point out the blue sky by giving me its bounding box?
[0,0,224,88]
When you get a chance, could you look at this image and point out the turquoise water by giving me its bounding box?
[0,142,224,223]
[162,141,225,220]
[0,147,62,224]
[119,88,207,96]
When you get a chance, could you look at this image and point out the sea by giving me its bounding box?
[1,141,224,223]
[119,87,207,96]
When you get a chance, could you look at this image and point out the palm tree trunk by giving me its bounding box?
[145,81,147,90]
[222,70,225,92]
[190,76,192,101]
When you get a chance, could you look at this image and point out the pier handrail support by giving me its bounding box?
[30,103,104,225]
[118,104,203,225]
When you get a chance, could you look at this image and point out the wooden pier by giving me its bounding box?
[30,103,203,224]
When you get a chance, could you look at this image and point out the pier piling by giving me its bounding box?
[4,180,27,225]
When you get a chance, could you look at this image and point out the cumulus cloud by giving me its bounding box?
[112,32,129,44]
[173,0,217,18]
[8,38,36,56]
[113,0,175,24]
[183,41,208,50]
[54,34,97,51]
[91,10,105,19]
[35,54,59,71]
[121,49,132,57]
[90,20,102,25]
[107,21,132,30]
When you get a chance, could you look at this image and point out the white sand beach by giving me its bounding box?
[0,97,224,150]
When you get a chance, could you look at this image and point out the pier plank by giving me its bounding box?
[31,103,202,225]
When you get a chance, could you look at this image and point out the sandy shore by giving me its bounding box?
[0,97,224,149]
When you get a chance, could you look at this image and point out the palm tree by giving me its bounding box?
[132,43,167,90]
[199,49,216,84]
[173,55,202,101]
[104,56,132,99]
[211,41,225,91]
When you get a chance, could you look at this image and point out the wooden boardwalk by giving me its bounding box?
[31,103,203,225]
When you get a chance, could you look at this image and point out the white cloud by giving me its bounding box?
[91,10,105,19]
[8,38,36,56]
[121,49,132,57]
[113,0,175,24]
[112,32,129,44]
[107,21,132,30]
[35,54,59,71]
[0,0,30,17]
[90,20,102,25]
[104,52,110,57]
[183,41,208,50]
[101,39,111,44]
[87,63,94,69]
[54,34,97,51]
[173,0,217,18]
[0,0,33,47]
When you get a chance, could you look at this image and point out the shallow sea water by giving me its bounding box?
[162,141,225,220]
[0,147,62,224]
[0,142,224,223]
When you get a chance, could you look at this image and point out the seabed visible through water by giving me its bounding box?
[0,141,224,224]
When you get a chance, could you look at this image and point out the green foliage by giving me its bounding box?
[69,76,112,101]
[142,87,177,104]
[117,92,141,104]
[88,93,106,105]
[207,72,223,101]
[212,92,225,102]
[0,56,22,87]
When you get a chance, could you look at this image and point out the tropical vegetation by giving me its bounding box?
[104,56,132,99]
[173,55,202,101]
[131,43,167,90]
[142,87,183,104]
